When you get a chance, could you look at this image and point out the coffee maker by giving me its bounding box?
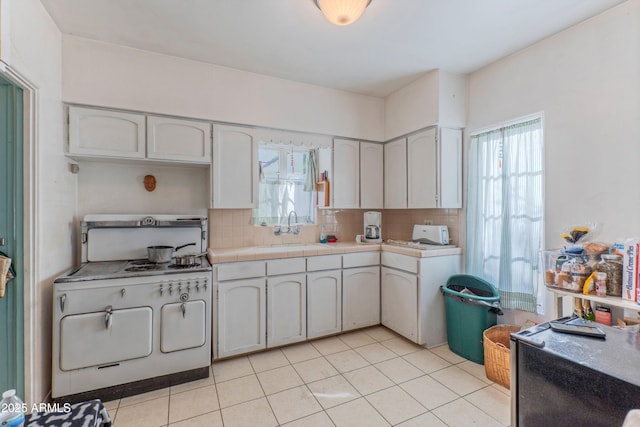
[363,211,382,243]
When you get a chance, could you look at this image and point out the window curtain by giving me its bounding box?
[305,149,318,192]
[253,179,314,225]
[466,118,543,312]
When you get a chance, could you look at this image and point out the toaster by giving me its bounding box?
[411,225,450,245]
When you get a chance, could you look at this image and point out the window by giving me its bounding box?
[466,117,543,313]
[252,146,316,226]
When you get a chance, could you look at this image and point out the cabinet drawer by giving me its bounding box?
[216,261,265,281]
[267,258,306,276]
[306,255,342,272]
[381,251,418,274]
[343,252,380,268]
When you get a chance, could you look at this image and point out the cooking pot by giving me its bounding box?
[174,252,208,266]
[147,242,196,263]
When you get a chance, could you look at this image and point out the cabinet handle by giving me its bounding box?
[59,294,67,312]
[181,302,186,318]
[105,305,113,329]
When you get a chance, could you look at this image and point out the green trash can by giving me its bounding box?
[441,274,501,364]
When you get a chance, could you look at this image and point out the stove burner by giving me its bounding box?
[168,264,199,269]
[130,260,159,266]
[125,264,162,272]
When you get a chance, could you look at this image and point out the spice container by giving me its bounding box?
[595,272,607,297]
[597,254,623,296]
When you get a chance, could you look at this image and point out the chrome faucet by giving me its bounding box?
[288,211,298,232]
[274,210,301,235]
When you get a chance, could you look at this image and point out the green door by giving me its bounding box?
[0,75,24,396]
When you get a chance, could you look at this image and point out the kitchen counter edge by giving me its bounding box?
[207,242,461,263]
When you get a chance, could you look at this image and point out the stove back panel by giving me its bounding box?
[85,226,204,262]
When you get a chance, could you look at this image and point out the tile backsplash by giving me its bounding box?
[208,208,461,249]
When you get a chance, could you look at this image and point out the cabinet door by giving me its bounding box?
[147,116,211,163]
[360,142,384,209]
[68,106,145,159]
[267,274,306,347]
[212,125,258,208]
[160,300,206,353]
[333,139,360,208]
[438,128,462,208]
[217,278,266,358]
[60,306,152,371]
[407,128,437,208]
[307,270,342,339]
[343,266,380,331]
[383,137,407,208]
[381,266,418,343]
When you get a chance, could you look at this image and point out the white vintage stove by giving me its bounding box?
[52,214,212,403]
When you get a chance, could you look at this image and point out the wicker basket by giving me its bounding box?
[483,324,520,389]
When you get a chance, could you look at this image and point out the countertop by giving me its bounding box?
[380,243,463,258]
[207,241,462,263]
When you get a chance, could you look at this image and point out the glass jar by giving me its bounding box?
[597,254,623,297]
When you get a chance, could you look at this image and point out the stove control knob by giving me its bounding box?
[186,283,191,293]
[195,281,200,292]
[159,284,164,296]
[169,284,173,296]
[121,288,126,298]
[203,280,208,291]
[178,283,182,293]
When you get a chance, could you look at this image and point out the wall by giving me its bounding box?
[466,0,640,323]
[209,208,461,249]
[61,36,385,142]
[76,161,208,229]
[4,0,73,404]
[384,70,467,140]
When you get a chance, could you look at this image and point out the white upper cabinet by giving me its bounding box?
[384,128,462,209]
[439,128,463,208]
[147,116,211,163]
[407,128,438,208]
[212,124,258,209]
[360,142,384,209]
[409,127,463,209]
[68,106,211,165]
[383,137,407,209]
[68,106,146,159]
[333,139,360,208]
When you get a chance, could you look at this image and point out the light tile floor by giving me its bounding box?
[104,326,510,426]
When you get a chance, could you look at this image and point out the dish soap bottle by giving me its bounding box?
[319,224,328,244]
[0,389,26,427]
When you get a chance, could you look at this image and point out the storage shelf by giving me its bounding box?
[546,287,640,317]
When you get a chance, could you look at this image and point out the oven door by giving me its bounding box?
[60,306,153,371]
[160,300,206,353]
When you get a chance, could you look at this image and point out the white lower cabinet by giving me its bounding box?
[215,251,385,358]
[381,266,418,342]
[307,270,342,339]
[343,266,380,331]
[217,278,266,358]
[267,274,307,347]
[381,252,462,347]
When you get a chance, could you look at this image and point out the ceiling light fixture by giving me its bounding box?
[313,0,372,26]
